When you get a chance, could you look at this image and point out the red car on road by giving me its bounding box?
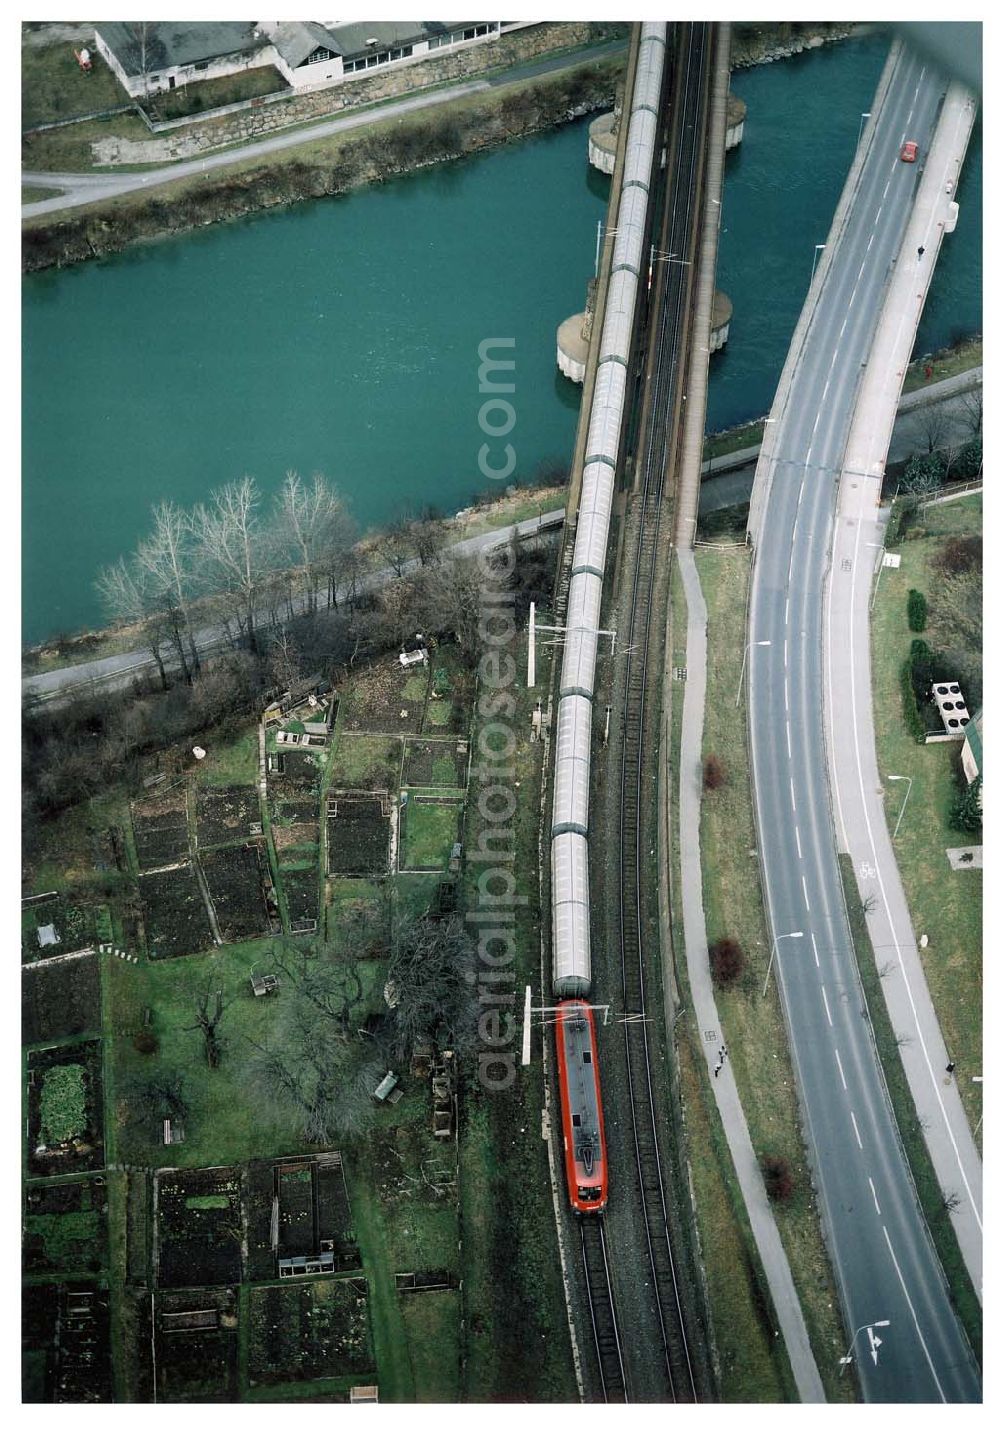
[900,139,919,163]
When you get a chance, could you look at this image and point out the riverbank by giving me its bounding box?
[730,21,865,68]
[22,51,623,273]
[21,482,568,676]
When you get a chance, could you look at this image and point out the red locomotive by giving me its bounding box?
[555,1000,608,1213]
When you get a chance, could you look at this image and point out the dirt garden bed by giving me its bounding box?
[22,1281,112,1404]
[248,1277,373,1385]
[281,866,318,929]
[22,952,101,1045]
[26,1039,104,1178]
[201,844,273,942]
[340,657,428,735]
[155,1287,239,1402]
[155,1166,243,1288]
[267,747,325,794]
[403,737,469,789]
[131,787,191,869]
[140,864,214,959]
[327,796,392,877]
[23,1177,108,1277]
[196,784,261,846]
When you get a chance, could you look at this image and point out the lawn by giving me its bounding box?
[21,111,153,171]
[695,546,853,1399]
[194,729,259,787]
[107,940,329,1168]
[666,561,792,1400]
[869,495,982,1136]
[145,65,287,123]
[22,40,127,129]
[400,797,462,871]
[328,734,402,790]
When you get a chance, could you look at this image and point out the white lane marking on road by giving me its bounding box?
[866,232,875,253]
[882,1226,947,1402]
[784,678,790,712]
[875,203,883,225]
[821,986,832,1027]
[801,874,810,912]
[786,720,793,759]
[835,1047,847,1090]
[868,1177,881,1216]
[795,826,802,859]
[822,377,831,402]
[789,777,796,812]
[839,358,984,1232]
[784,596,790,624]
[811,931,820,968]
[784,639,789,668]
[850,1110,864,1149]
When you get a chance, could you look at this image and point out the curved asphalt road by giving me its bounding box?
[747,44,980,1402]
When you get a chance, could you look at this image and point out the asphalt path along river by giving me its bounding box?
[746,43,980,1402]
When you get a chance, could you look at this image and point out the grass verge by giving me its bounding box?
[869,495,982,1136]
[695,546,852,1400]
[839,855,982,1361]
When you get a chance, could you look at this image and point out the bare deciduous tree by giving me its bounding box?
[959,386,983,436]
[276,471,349,614]
[135,502,201,675]
[192,477,265,650]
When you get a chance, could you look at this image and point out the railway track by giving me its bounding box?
[610,22,710,1404]
[579,1220,628,1402]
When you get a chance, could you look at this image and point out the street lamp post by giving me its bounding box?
[810,243,827,287]
[736,639,771,707]
[887,774,912,840]
[856,110,871,151]
[839,1319,890,1375]
[762,930,804,998]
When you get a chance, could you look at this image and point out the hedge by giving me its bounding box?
[907,588,928,631]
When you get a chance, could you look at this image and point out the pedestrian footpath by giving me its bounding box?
[674,547,826,1403]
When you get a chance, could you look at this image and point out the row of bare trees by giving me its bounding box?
[97,473,355,677]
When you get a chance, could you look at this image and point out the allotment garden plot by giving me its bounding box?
[22,1282,112,1403]
[402,737,469,789]
[201,843,274,941]
[341,658,429,735]
[248,1277,374,1385]
[23,1176,108,1278]
[269,793,320,932]
[155,1287,239,1402]
[22,951,101,1044]
[21,892,110,962]
[246,1153,357,1280]
[326,795,393,877]
[27,1039,104,1177]
[155,1166,243,1287]
[400,794,464,872]
[131,786,190,869]
[140,864,214,958]
[196,784,261,846]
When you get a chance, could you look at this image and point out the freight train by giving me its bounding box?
[550,21,666,1215]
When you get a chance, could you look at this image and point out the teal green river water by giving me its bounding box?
[22,32,981,644]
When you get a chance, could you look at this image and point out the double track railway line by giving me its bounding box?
[576,23,712,1404]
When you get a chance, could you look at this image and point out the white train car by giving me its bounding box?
[551,22,666,999]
